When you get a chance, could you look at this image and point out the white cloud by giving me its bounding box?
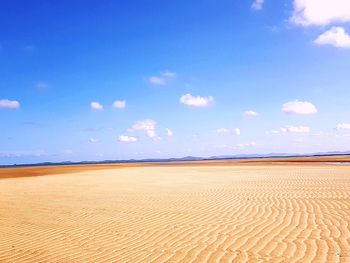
[161,70,176,78]
[234,128,241,136]
[244,110,259,117]
[149,70,176,86]
[166,128,173,137]
[314,26,350,48]
[290,0,350,26]
[89,138,98,143]
[90,102,103,110]
[129,119,160,140]
[149,76,166,86]
[0,99,20,109]
[251,0,264,11]
[280,125,310,133]
[112,100,126,109]
[336,123,350,130]
[118,135,138,143]
[180,94,214,107]
[282,100,317,115]
[216,128,230,134]
[216,128,240,135]
[146,129,157,139]
[271,130,281,134]
[130,119,156,132]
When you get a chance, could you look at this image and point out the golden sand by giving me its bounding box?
[0,164,349,262]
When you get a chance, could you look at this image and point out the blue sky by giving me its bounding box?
[1,0,350,164]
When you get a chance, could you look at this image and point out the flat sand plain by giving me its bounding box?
[0,160,349,262]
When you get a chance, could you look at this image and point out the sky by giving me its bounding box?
[1,0,350,164]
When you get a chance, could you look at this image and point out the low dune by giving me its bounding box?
[0,163,349,262]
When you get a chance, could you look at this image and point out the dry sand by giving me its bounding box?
[0,163,349,262]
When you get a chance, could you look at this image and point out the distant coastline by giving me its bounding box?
[1,151,349,169]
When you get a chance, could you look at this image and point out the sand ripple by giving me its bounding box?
[0,165,349,262]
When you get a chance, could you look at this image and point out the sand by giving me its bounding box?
[0,163,349,262]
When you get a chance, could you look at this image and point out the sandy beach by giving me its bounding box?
[0,161,349,262]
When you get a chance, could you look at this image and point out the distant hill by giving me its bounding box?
[1,151,350,168]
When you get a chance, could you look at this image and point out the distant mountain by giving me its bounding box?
[311,151,350,156]
[208,153,296,160]
[209,151,350,160]
[1,151,349,168]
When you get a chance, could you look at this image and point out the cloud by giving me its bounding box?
[314,26,350,48]
[216,128,230,134]
[180,94,214,107]
[146,129,158,139]
[271,130,281,134]
[89,138,98,143]
[129,119,160,139]
[149,76,166,86]
[216,128,240,135]
[234,128,241,136]
[90,102,103,110]
[244,110,259,117]
[336,123,350,130]
[112,100,126,109]
[0,99,20,109]
[149,70,176,86]
[282,100,317,115]
[118,135,138,143]
[166,128,173,137]
[251,0,264,11]
[290,0,350,26]
[130,119,156,132]
[280,125,310,133]
[161,70,176,78]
